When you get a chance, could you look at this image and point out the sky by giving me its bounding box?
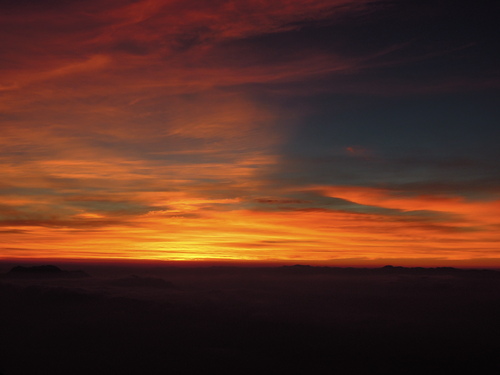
[1,0,499,266]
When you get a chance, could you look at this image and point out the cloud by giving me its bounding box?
[0,0,498,264]
[255,199,310,205]
[318,185,500,222]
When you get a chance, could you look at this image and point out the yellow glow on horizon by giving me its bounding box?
[3,193,500,266]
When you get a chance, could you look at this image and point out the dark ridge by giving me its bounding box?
[4,265,89,279]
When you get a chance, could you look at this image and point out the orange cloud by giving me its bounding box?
[319,185,500,226]
[0,0,372,109]
[1,0,498,267]
[3,184,500,265]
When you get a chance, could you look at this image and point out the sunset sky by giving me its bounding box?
[1,0,499,266]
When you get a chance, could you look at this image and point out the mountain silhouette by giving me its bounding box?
[5,265,89,279]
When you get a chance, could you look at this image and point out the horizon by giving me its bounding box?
[2,258,500,271]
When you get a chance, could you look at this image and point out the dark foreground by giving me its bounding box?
[1,263,500,374]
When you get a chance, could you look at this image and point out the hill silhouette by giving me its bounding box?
[4,265,89,279]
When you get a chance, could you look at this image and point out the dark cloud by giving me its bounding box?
[64,198,155,216]
[0,0,84,12]
[0,218,131,229]
[0,229,28,234]
[110,39,156,56]
[254,198,310,204]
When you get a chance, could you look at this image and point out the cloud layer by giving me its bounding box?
[1,0,499,265]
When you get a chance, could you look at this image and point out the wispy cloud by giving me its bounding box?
[1,0,498,264]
